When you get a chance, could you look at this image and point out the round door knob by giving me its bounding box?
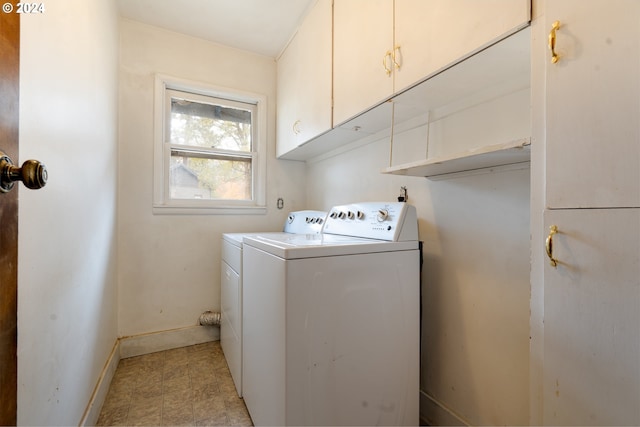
[0,151,47,193]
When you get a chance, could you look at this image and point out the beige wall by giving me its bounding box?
[306,133,531,425]
[117,19,307,337]
[18,0,119,424]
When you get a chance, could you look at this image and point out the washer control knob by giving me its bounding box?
[288,215,295,224]
[338,211,347,220]
[377,209,389,222]
[347,211,355,220]
[357,211,365,220]
[330,211,338,219]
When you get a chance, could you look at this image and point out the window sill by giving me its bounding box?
[152,204,267,216]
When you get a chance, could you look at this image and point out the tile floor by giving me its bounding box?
[96,341,253,426]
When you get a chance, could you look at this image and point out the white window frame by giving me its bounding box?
[153,74,267,215]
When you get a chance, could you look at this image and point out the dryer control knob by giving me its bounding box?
[377,209,389,222]
[357,211,365,220]
[338,211,347,220]
[347,211,355,220]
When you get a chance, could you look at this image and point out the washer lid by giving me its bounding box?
[242,233,418,259]
[222,233,247,247]
[222,231,296,248]
[222,210,326,247]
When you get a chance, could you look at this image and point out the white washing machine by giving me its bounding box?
[220,210,326,397]
[242,202,420,426]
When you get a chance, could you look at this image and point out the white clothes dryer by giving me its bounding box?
[220,210,326,397]
[242,202,420,426]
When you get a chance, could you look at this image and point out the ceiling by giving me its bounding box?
[116,0,315,58]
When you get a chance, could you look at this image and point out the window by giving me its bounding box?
[154,75,266,214]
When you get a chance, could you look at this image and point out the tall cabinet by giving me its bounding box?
[535,1,640,425]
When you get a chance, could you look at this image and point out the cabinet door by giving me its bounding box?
[545,1,640,208]
[276,0,332,158]
[333,0,394,125]
[543,208,640,425]
[394,0,530,93]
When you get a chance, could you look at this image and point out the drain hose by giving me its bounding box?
[199,310,221,326]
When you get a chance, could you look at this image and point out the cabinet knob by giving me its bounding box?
[0,151,47,193]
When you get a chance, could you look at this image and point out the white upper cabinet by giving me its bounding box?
[544,0,640,208]
[276,0,332,158]
[333,0,394,126]
[394,0,530,92]
[333,0,531,126]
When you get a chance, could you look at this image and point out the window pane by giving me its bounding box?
[170,151,252,201]
[170,96,252,152]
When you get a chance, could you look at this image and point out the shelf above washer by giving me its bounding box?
[381,138,531,179]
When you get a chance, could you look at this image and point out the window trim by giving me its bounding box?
[153,74,267,215]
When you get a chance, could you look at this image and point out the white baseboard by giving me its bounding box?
[119,325,219,359]
[79,340,121,426]
[420,390,469,426]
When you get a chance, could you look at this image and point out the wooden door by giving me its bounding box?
[0,5,19,425]
[545,0,640,209]
[543,208,640,425]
